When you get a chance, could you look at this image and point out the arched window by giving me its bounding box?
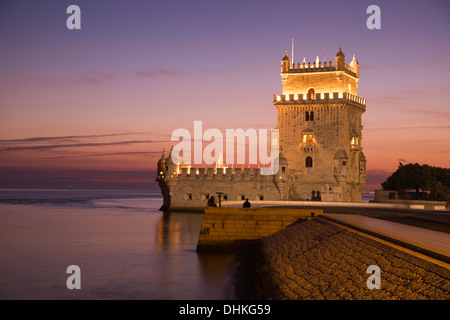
[305,111,309,121]
[351,136,359,149]
[310,111,314,121]
[307,88,315,99]
[306,156,313,168]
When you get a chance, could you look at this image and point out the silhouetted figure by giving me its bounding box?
[207,196,217,207]
[243,198,251,208]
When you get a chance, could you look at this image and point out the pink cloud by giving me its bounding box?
[67,69,119,85]
[1,76,54,83]
[135,68,191,78]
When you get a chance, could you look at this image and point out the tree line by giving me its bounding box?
[381,163,450,201]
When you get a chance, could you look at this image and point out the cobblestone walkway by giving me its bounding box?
[234,218,450,300]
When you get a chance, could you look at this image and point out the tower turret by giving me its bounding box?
[335,46,345,70]
[156,148,168,181]
[349,54,360,77]
[281,51,290,73]
[274,148,289,200]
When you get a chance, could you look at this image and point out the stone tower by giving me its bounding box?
[156,46,367,210]
[273,47,366,201]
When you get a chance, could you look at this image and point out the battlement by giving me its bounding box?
[273,92,366,106]
[284,61,357,78]
[160,166,279,181]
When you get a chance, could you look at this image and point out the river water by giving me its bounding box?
[0,189,236,299]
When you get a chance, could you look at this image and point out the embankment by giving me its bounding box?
[232,217,450,300]
[196,207,322,252]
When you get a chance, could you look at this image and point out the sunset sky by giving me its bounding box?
[0,0,449,190]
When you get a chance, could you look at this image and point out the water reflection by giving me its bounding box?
[197,253,237,299]
[156,211,204,251]
[156,210,237,299]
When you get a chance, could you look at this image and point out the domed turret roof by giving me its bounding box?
[278,149,289,166]
[334,149,349,159]
[349,54,359,67]
[164,155,173,166]
[157,148,168,165]
[335,46,345,57]
[164,148,176,166]
[282,51,290,61]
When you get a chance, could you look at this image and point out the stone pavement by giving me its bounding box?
[233,218,450,300]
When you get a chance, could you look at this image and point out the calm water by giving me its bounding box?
[0,189,236,300]
[362,193,375,203]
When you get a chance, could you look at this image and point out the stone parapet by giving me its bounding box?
[273,92,366,107]
[284,61,357,77]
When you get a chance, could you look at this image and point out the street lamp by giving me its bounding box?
[216,192,223,207]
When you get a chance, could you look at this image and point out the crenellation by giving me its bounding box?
[273,92,366,108]
[282,58,361,76]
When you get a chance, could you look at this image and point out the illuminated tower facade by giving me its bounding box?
[156,46,367,210]
[274,47,367,201]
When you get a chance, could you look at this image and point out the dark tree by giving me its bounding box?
[381,163,450,201]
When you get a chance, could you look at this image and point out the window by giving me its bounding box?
[259,195,264,201]
[282,166,286,173]
[239,194,245,201]
[303,134,313,143]
[201,193,210,200]
[305,111,309,121]
[185,193,192,200]
[310,111,314,121]
[308,88,315,99]
[306,156,313,168]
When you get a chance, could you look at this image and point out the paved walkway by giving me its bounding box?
[234,218,450,299]
[323,213,450,260]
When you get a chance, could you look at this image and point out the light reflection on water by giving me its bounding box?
[0,190,235,300]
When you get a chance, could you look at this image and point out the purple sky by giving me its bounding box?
[0,0,449,190]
